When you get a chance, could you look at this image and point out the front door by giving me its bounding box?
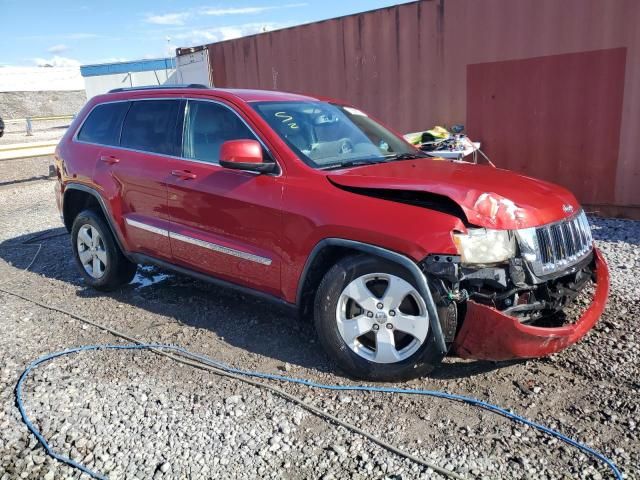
[166,99,283,296]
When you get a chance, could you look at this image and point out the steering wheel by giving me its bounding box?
[338,138,354,155]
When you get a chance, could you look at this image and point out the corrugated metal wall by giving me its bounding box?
[203,0,640,218]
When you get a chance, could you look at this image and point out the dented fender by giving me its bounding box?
[453,248,609,361]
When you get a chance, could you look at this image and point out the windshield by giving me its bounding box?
[251,101,418,169]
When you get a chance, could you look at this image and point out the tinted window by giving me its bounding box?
[121,100,180,155]
[183,101,258,164]
[77,102,129,146]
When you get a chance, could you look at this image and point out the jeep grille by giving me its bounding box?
[517,211,593,277]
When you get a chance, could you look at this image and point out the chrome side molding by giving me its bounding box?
[125,218,169,237]
[125,217,271,266]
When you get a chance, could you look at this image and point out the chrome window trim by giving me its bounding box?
[125,217,272,266]
[125,218,169,237]
[72,96,282,176]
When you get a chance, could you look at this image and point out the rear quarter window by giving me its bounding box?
[120,100,180,156]
[77,102,130,145]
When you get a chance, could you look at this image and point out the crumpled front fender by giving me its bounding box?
[453,248,609,361]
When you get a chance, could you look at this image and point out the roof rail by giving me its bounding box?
[108,84,209,93]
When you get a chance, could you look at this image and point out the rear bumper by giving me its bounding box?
[54,181,64,224]
[453,248,609,361]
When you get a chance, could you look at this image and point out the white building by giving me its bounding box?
[80,58,178,99]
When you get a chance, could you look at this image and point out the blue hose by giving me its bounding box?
[16,344,623,480]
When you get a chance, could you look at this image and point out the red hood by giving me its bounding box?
[327,160,580,229]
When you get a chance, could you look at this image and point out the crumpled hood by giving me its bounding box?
[327,160,580,229]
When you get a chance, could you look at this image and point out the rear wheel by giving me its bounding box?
[71,209,137,291]
[314,254,443,381]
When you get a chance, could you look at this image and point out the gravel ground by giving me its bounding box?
[0,90,85,146]
[0,91,86,120]
[0,156,53,186]
[0,120,71,146]
[0,160,638,479]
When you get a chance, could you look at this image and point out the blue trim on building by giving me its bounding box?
[80,58,176,77]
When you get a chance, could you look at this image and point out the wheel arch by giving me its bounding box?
[296,238,447,355]
[62,183,128,256]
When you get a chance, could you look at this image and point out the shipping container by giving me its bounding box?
[175,45,214,87]
[179,0,640,218]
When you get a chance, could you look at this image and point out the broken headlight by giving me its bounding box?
[453,228,516,265]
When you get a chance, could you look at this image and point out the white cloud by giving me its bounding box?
[172,22,281,45]
[93,57,129,64]
[66,33,99,40]
[202,3,306,16]
[18,32,99,41]
[145,12,190,25]
[34,56,81,68]
[201,6,263,16]
[47,44,69,54]
[144,3,306,28]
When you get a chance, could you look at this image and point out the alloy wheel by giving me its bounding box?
[76,224,107,279]
[336,273,429,363]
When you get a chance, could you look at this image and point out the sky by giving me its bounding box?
[1,0,414,67]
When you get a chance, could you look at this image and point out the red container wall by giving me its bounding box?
[203,0,640,218]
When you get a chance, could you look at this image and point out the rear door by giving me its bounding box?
[92,98,181,261]
[166,98,284,296]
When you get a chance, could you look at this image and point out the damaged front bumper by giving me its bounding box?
[452,248,609,361]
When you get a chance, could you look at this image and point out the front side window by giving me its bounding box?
[77,102,129,146]
[252,101,417,169]
[120,100,180,155]
[182,100,259,164]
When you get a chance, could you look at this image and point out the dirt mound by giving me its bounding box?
[0,90,87,120]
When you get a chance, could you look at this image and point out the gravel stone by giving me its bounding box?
[225,395,242,405]
[331,444,347,457]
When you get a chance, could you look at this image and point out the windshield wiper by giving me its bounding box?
[384,152,430,161]
[319,159,385,171]
[319,151,429,170]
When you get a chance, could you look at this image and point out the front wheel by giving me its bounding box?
[314,254,443,381]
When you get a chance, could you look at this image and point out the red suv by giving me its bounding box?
[54,85,609,380]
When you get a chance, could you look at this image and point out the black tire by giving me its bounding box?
[71,209,137,291]
[314,254,444,381]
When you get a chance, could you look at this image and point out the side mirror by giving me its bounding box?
[219,139,276,173]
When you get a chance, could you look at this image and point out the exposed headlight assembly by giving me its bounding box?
[453,228,516,265]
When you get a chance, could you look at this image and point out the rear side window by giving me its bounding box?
[77,102,129,146]
[121,100,180,155]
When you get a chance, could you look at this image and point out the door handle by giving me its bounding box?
[99,155,120,165]
[171,170,197,180]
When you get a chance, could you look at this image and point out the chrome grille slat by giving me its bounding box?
[551,224,563,259]
[535,228,550,264]
[563,221,575,256]
[546,226,554,260]
[542,229,552,264]
[559,223,568,258]
[575,215,587,247]
[543,228,551,263]
[578,218,587,246]
[570,220,580,254]
[517,211,593,277]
